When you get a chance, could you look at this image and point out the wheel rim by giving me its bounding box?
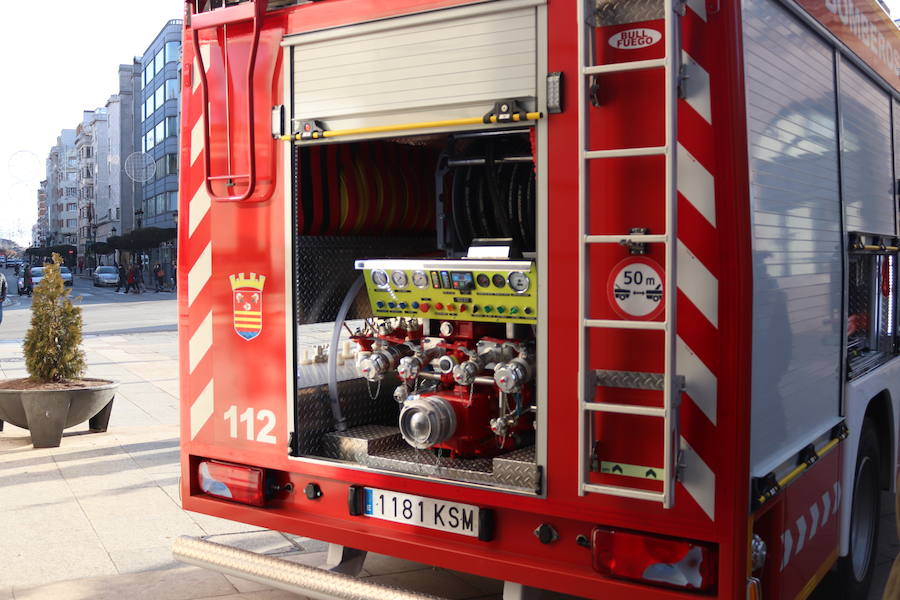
[850,455,877,581]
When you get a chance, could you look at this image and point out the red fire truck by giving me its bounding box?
[174,0,900,598]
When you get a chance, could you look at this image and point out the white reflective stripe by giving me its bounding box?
[190,117,205,166]
[681,52,711,125]
[685,0,707,21]
[781,530,793,571]
[795,516,807,555]
[189,311,213,374]
[821,491,832,527]
[809,503,820,540]
[833,481,841,514]
[679,436,715,520]
[188,242,213,307]
[676,336,717,425]
[677,144,715,227]
[189,186,211,237]
[193,45,210,94]
[190,379,215,440]
[676,243,719,328]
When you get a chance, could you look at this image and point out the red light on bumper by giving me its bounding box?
[591,527,717,592]
[198,460,267,507]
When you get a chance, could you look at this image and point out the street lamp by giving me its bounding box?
[135,208,144,229]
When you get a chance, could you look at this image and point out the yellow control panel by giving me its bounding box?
[355,259,537,324]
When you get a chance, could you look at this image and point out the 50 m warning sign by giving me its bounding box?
[607,257,665,319]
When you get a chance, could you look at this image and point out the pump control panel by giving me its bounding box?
[355,258,537,323]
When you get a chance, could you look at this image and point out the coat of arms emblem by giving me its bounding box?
[230,272,266,340]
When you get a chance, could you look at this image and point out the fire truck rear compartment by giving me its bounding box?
[291,131,541,493]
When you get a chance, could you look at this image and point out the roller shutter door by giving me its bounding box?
[285,0,540,137]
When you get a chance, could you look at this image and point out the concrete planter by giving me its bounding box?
[0,379,118,448]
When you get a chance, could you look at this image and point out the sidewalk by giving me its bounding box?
[0,333,510,600]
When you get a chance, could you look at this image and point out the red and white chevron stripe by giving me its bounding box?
[675,2,719,521]
[185,43,216,442]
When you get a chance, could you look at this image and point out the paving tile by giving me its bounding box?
[76,484,181,521]
[365,568,483,600]
[107,545,181,574]
[91,513,206,551]
[2,542,117,589]
[0,587,11,600]
[12,566,236,600]
[188,511,266,536]
[445,570,505,596]
[203,530,300,555]
[223,574,275,594]
[197,591,309,600]
[362,552,433,576]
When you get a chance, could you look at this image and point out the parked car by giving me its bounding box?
[18,266,72,295]
[92,266,119,287]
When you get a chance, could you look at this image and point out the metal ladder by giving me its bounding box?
[576,0,683,509]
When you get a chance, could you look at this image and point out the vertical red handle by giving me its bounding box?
[186,0,265,202]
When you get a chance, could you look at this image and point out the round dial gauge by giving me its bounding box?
[412,270,429,289]
[491,274,507,288]
[391,270,409,288]
[371,270,389,288]
[476,273,491,288]
[507,271,530,293]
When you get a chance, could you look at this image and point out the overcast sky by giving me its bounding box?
[0,0,183,246]
[1,1,899,246]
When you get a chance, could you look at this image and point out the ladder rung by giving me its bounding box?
[584,402,666,418]
[583,58,666,76]
[586,146,666,159]
[585,234,667,244]
[584,319,666,331]
[594,369,686,392]
[582,483,665,503]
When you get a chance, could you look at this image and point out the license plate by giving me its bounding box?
[363,487,480,538]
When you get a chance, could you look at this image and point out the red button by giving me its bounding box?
[447,304,456,312]
[419,303,430,313]
[435,303,444,310]
[459,304,467,312]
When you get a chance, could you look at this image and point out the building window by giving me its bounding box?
[154,48,164,76]
[167,154,178,176]
[66,219,77,228]
[168,191,178,211]
[145,130,155,152]
[155,121,165,145]
[116,207,120,219]
[166,78,178,102]
[155,84,164,110]
[144,96,154,120]
[156,194,166,215]
[166,41,181,63]
[167,116,178,137]
[66,202,77,211]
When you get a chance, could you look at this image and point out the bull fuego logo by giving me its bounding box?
[230,272,266,340]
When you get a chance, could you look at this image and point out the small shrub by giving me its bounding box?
[23,253,85,382]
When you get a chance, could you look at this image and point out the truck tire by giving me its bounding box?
[837,417,881,600]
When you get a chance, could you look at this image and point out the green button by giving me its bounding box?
[509,307,519,315]
[484,305,493,313]
[496,306,506,314]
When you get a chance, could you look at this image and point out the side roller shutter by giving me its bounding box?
[286,0,540,138]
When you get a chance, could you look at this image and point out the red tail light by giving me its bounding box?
[592,527,717,592]
[198,460,267,507]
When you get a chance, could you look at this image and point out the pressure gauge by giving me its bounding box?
[507,271,530,293]
[371,269,389,288]
[492,274,506,288]
[391,270,409,288]
[412,270,429,289]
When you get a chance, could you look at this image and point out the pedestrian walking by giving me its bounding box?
[22,266,33,297]
[170,261,177,290]
[153,263,165,292]
[115,263,127,293]
[135,264,145,293]
[126,265,136,294]
[0,270,7,325]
